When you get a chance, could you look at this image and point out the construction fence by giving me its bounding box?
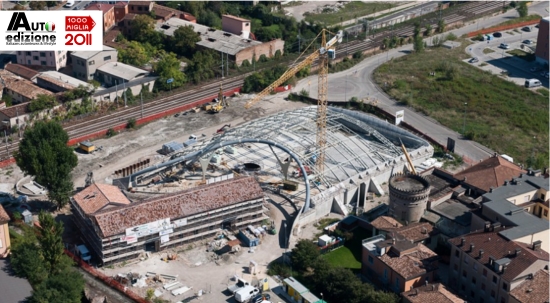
[467,19,541,37]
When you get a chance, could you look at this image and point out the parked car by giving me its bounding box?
[525,79,542,88]
[469,57,479,63]
[499,43,510,49]
[522,40,532,44]
[522,26,531,32]
[493,32,502,38]
[531,66,541,72]
[77,244,92,262]
[252,293,272,303]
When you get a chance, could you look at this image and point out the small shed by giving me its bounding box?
[318,235,333,247]
[21,209,32,225]
[79,141,95,153]
[238,230,259,247]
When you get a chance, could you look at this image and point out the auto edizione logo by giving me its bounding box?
[5,12,56,46]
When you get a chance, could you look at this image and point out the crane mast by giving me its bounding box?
[245,29,343,183]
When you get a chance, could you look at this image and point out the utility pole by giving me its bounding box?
[115,80,118,107]
[226,52,229,77]
[140,91,144,118]
[462,102,467,135]
[3,130,9,157]
[221,51,224,78]
[123,80,127,107]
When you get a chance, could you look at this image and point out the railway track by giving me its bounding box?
[0,2,506,163]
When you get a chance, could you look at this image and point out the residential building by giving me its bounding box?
[362,235,439,293]
[448,231,549,303]
[2,77,54,104]
[0,103,31,131]
[155,18,285,66]
[128,1,153,14]
[86,3,116,32]
[37,71,93,93]
[123,2,195,23]
[534,17,549,66]
[96,62,149,87]
[0,205,10,258]
[454,154,525,197]
[113,1,129,22]
[508,269,549,303]
[282,277,326,303]
[16,51,68,71]
[222,15,252,38]
[393,222,439,250]
[370,216,402,238]
[4,63,39,81]
[70,177,266,265]
[70,45,118,81]
[401,283,463,303]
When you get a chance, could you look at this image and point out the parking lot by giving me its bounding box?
[464,26,549,90]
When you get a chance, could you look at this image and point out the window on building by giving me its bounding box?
[33,56,39,60]
[545,210,548,217]
[502,282,507,290]
[395,277,399,288]
[0,239,2,248]
[454,264,458,271]
[500,298,505,303]
[481,283,486,291]
[89,60,95,65]
[480,299,484,303]
[455,250,459,257]
[368,255,373,264]
[26,51,31,55]
[483,268,487,277]
[63,55,66,59]
[472,277,476,285]
[17,51,21,55]
[461,285,465,291]
[383,269,388,280]
[524,195,530,202]
[491,290,495,298]
[40,52,45,57]
[473,263,478,270]
[41,61,46,66]
[138,6,142,11]
[89,73,94,78]
[541,193,545,201]
[492,276,497,284]
[462,270,467,278]
[470,290,475,298]
[104,55,112,61]
[27,60,30,64]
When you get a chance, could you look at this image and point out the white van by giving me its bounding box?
[65,0,75,7]
[525,78,542,88]
[235,286,259,302]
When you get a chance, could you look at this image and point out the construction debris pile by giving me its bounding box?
[112,271,201,298]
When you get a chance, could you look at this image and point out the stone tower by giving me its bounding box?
[388,173,431,225]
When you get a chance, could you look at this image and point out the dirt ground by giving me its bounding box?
[71,93,305,188]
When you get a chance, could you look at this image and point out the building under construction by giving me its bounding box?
[70,176,266,265]
[115,106,433,231]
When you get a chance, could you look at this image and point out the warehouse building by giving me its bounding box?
[71,176,266,265]
[155,18,284,66]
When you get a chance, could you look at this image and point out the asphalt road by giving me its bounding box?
[57,1,92,10]
[0,259,33,303]
[292,2,549,163]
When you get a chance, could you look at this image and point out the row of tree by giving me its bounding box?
[289,240,398,303]
[11,212,84,303]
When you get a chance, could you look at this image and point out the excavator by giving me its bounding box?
[208,84,228,114]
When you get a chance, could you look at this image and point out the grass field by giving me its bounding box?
[373,41,549,168]
[506,49,535,61]
[323,227,370,272]
[483,48,495,54]
[304,2,398,25]
[496,14,541,27]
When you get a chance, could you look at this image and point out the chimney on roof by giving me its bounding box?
[425,280,428,286]
[392,238,396,245]
[493,153,498,157]
[479,249,484,258]
[421,227,427,234]
[515,248,521,257]
[532,240,542,251]
[484,221,491,232]
[489,256,496,266]
[528,273,534,279]
[489,187,494,193]
[492,222,501,231]
[414,289,418,295]
[431,284,435,291]
[504,180,508,185]
[470,243,475,252]
[461,237,465,246]
[519,173,523,178]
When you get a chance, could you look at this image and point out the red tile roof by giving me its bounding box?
[91,177,264,238]
[395,222,438,243]
[223,14,250,22]
[72,183,131,215]
[4,63,39,81]
[371,216,403,231]
[85,3,114,14]
[0,204,10,223]
[0,102,31,118]
[509,269,549,303]
[449,231,549,281]
[114,1,128,7]
[380,242,439,279]
[401,283,463,303]
[454,155,525,192]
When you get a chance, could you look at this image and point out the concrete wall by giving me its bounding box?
[92,79,155,104]
[72,49,118,81]
[16,51,68,71]
[515,229,550,253]
[222,15,250,36]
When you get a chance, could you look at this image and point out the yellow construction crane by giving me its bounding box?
[208,84,228,114]
[399,138,417,175]
[245,29,344,176]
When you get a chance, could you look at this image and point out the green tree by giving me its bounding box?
[198,10,221,28]
[118,41,151,67]
[290,239,320,272]
[38,212,67,274]
[28,268,84,303]
[29,94,57,112]
[516,2,528,17]
[424,24,432,37]
[45,1,58,7]
[153,52,186,90]
[413,36,424,53]
[437,19,446,33]
[129,15,163,46]
[15,121,77,209]
[169,25,201,57]
[29,1,46,10]
[186,49,218,84]
[10,233,48,285]
[127,118,137,129]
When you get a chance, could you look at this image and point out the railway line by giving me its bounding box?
[0,1,507,163]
